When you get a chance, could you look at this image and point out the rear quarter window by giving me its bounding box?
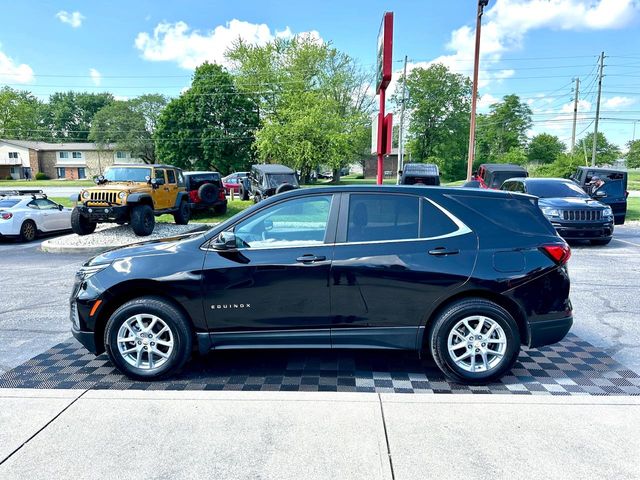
[0,199,20,208]
[421,199,459,238]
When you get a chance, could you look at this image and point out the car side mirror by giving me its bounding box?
[594,190,607,198]
[150,178,164,188]
[213,231,237,251]
[58,204,64,211]
[94,175,105,185]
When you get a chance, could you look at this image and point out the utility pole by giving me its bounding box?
[396,55,408,185]
[570,77,580,154]
[591,51,604,166]
[466,0,489,181]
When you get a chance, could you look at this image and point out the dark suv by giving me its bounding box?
[184,171,227,215]
[71,186,572,384]
[247,164,299,203]
[502,177,614,245]
[399,163,440,185]
[473,164,528,189]
[570,166,628,225]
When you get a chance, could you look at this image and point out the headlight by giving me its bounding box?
[82,191,90,199]
[118,191,127,200]
[602,207,613,217]
[541,207,560,218]
[77,263,111,279]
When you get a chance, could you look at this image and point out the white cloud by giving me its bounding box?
[56,10,84,28]
[0,44,33,83]
[135,19,321,69]
[603,96,635,109]
[477,93,500,110]
[89,68,101,86]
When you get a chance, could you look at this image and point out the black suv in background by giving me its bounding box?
[473,164,528,189]
[570,166,628,225]
[184,171,227,215]
[399,163,440,185]
[502,177,614,245]
[246,164,299,203]
[71,186,572,384]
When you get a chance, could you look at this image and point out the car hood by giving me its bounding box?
[538,197,606,209]
[81,182,149,193]
[86,229,208,266]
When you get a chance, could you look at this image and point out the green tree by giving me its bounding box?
[227,35,374,181]
[575,132,620,166]
[394,64,472,181]
[89,101,156,163]
[527,133,565,164]
[155,63,258,174]
[497,147,528,165]
[0,87,44,140]
[535,152,585,178]
[129,94,168,134]
[476,94,532,163]
[44,91,114,141]
[626,139,640,168]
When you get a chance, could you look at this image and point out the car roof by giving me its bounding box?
[252,164,295,174]
[403,163,439,176]
[516,177,573,184]
[184,171,220,175]
[481,163,528,172]
[576,166,626,174]
[107,164,177,170]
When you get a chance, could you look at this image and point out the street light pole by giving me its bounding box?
[466,0,489,181]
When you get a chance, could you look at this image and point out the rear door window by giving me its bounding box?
[166,170,176,184]
[347,194,419,242]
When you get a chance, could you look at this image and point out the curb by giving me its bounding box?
[40,224,213,255]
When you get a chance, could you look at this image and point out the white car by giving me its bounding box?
[0,191,72,242]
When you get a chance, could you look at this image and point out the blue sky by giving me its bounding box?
[1,0,639,149]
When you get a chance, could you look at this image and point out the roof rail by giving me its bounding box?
[0,189,45,196]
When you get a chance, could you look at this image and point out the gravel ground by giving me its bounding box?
[44,223,213,249]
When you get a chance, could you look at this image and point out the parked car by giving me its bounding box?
[184,171,227,215]
[246,164,299,203]
[71,164,190,237]
[570,166,628,225]
[502,177,614,245]
[71,186,572,384]
[472,164,528,189]
[0,189,72,242]
[222,172,249,195]
[399,163,440,185]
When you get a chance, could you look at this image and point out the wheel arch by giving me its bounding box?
[92,280,197,354]
[419,289,528,351]
[127,194,153,207]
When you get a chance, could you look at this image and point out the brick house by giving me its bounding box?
[0,139,142,180]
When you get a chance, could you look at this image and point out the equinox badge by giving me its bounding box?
[211,304,251,309]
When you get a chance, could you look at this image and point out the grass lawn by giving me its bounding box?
[627,197,640,222]
[0,179,94,187]
[629,170,640,191]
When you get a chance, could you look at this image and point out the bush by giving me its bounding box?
[534,153,584,179]
[35,172,50,180]
[4,175,13,180]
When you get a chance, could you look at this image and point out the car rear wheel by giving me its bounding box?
[253,193,262,204]
[104,296,193,380]
[19,220,37,242]
[70,208,97,236]
[130,204,155,236]
[590,238,611,246]
[173,200,190,225]
[429,298,520,384]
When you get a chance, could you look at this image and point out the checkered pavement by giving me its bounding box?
[1,333,638,395]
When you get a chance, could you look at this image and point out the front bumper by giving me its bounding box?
[528,315,573,348]
[72,325,98,354]
[550,221,613,240]
[77,204,129,223]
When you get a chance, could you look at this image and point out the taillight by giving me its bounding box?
[219,189,226,200]
[1,212,12,220]
[541,244,571,265]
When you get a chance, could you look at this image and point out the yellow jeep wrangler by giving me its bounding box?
[71,164,190,236]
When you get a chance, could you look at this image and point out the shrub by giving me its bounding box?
[35,172,50,180]
[4,175,13,180]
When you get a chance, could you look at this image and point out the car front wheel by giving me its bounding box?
[19,220,37,242]
[104,296,193,380]
[429,298,520,384]
[130,204,155,236]
[71,208,97,236]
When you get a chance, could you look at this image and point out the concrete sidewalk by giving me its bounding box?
[1,390,638,480]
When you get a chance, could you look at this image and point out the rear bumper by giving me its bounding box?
[528,315,573,348]
[77,205,129,223]
[189,198,227,211]
[551,221,613,240]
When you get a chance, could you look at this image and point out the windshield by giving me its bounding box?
[103,167,152,182]
[526,181,588,198]
[0,199,20,208]
[266,173,298,188]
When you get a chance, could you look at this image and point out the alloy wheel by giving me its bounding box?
[447,315,507,373]
[116,314,174,370]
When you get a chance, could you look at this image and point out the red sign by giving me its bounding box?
[376,12,393,93]
[384,113,393,155]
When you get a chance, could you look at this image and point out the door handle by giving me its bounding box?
[296,254,327,263]
[428,247,460,256]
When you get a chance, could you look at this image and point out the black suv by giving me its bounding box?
[502,177,614,245]
[570,166,628,225]
[399,163,440,185]
[473,164,528,189]
[184,171,227,215]
[246,164,299,203]
[71,186,572,384]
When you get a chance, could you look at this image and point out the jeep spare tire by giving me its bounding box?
[198,183,218,204]
[130,204,155,236]
[275,183,295,194]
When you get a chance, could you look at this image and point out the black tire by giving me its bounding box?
[275,183,295,194]
[19,220,37,242]
[590,238,611,246]
[130,204,155,236]
[240,185,250,201]
[213,203,228,215]
[253,193,262,204]
[70,208,97,236]
[428,298,520,384]
[104,296,193,380]
[173,200,190,225]
[198,183,218,204]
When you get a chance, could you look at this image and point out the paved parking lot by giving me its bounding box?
[1,224,639,388]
